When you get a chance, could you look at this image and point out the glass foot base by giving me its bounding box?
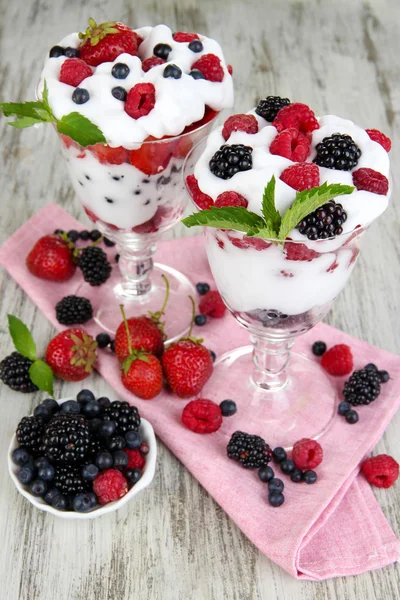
[84,263,195,342]
[203,346,337,448]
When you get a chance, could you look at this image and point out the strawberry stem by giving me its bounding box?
[119,304,133,356]
[159,274,170,317]
[187,295,196,338]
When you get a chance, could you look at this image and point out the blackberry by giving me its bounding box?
[102,401,141,435]
[78,246,112,286]
[55,295,93,325]
[16,416,44,455]
[0,352,38,393]
[297,200,347,240]
[209,144,253,180]
[255,95,291,122]
[227,431,272,469]
[54,464,91,496]
[343,368,381,406]
[40,413,92,464]
[313,133,361,171]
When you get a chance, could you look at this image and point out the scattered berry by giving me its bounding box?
[270,128,311,162]
[191,53,224,82]
[292,439,323,470]
[210,350,216,363]
[111,62,130,79]
[258,465,274,482]
[194,314,207,326]
[16,416,44,455]
[209,144,253,179]
[72,88,90,104]
[173,31,199,42]
[56,295,93,325]
[111,86,127,101]
[297,200,347,240]
[303,470,318,484]
[51,493,69,510]
[188,39,203,53]
[189,69,205,80]
[93,469,129,505]
[53,464,90,496]
[272,447,287,463]
[125,430,141,449]
[280,162,320,191]
[153,43,172,59]
[59,58,92,87]
[321,344,353,376]
[284,242,320,262]
[361,454,399,488]
[102,400,140,434]
[338,401,351,415]
[268,478,284,492]
[268,490,285,507]
[352,168,389,195]
[139,442,149,455]
[273,102,319,135]
[215,191,248,208]
[12,447,31,466]
[343,367,381,406]
[113,450,129,471]
[196,282,210,295]
[125,82,156,119]
[163,64,182,79]
[72,492,95,512]
[67,230,79,242]
[40,413,91,464]
[141,56,166,72]
[345,410,359,424]
[96,451,114,470]
[314,134,361,171]
[45,328,98,381]
[17,465,36,484]
[227,431,272,469]
[107,435,126,451]
[219,399,237,417]
[125,449,146,470]
[121,352,163,400]
[280,459,295,474]
[182,399,223,434]
[125,468,142,484]
[79,20,142,67]
[26,234,76,282]
[0,352,38,393]
[96,332,112,349]
[38,464,55,481]
[49,45,65,58]
[115,316,164,360]
[77,389,95,404]
[312,341,327,356]
[33,405,52,422]
[29,479,47,497]
[199,290,226,318]
[365,129,391,152]
[82,401,101,419]
[82,463,99,481]
[41,398,59,413]
[379,370,390,383]
[185,174,213,209]
[162,339,213,398]
[78,246,112,286]
[97,396,111,409]
[290,469,303,483]
[256,95,291,122]
[65,47,80,58]
[222,114,258,141]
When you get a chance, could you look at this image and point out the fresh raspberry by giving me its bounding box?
[273,103,319,136]
[284,242,319,262]
[186,174,213,209]
[227,64,233,75]
[125,83,156,119]
[90,144,128,165]
[125,449,146,470]
[321,344,353,376]
[59,58,92,87]
[269,128,311,162]
[352,168,389,195]
[280,163,320,191]
[215,191,248,208]
[182,399,223,434]
[365,129,391,152]
[141,56,166,72]
[292,438,323,470]
[191,54,224,82]
[93,469,129,505]
[199,290,226,318]
[229,235,271,251]
[361,454,399,488]
[173,31,200,42]
[222,114,259,141]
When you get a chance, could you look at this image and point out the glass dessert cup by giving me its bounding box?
[184,141,373,448]
[59,110,219,339]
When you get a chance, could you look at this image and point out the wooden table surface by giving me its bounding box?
[1,0,399,598]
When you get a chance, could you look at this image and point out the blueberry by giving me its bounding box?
[268,491,285,507]
[44,487,61,505]
[41,398,59,413]
[72,88,90,104]
[113,450,129,471]
[196,282,210,295]
[67,229,79,242]
[77,389,95,404]
[73,493,95,513]
[80,230,90,241]
[96,333,111,349]
[61,400,81,414]
[258,465,274,482]
[97,420,116,438]
[210,350,216,363]
[312,341,327,356]
[96,451,113,470]
[82,401,101,419]
[54,229,65,235]
[87,418,102,433]
[51,493,69,511]
[64,46,80,58]
[153,43,172,59]
[110,340,116,352]
[219,399,237,417]
[379,370,390,383]
[188,40,203,53]
[364,363,378,371]
[280,459,295,474]
[194,314,207,326]
[49,45,65,58]
[338,401,351,415]
[17,465,36,484]
[29,479,48,497]
[125,468,142,485]
[290,468,303,483]
[111,86,127,101]
[89,229,102,241]
[34,405,52,422]
[12,448,31,466]
[87,492,98,507]
[268,478,284,493]
[97,396,111,409]
[125,430,142,449]
[38,464,55,481]
[103,237,115,247]
[345,410,359,424]
[111,62,130,79]
[82,463,99,481]
[272,447,287,463]
[34,456,50,469]
[139,442,149,455]
[107,435,126,451]
[189,69,205,80]
[163,64,182,79]
[115,254,120,264]
[303,470,318,484]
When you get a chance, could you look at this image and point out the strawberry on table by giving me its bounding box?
[78,18,142,67]
[26,234,76,282]
[45,328,98,381]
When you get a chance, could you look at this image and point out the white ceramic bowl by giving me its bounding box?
[8,398,157,519]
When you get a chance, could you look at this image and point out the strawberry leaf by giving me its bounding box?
[261,176,281,235]
[7,315,37,360]
[56,112,106,146]
[29,360,54,397]
[182,206,265,233]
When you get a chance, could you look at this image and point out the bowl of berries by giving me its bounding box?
[7,391,157,518]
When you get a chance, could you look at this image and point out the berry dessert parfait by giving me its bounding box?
[183,98,391,446]
[1,19,233,339]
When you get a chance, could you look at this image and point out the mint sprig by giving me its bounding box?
[261,176,281,233]
[181,206,265,232]
[0,80,106,147]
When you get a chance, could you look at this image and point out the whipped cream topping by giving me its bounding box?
[37,24,233,149]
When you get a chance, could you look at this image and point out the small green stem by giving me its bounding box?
[159,274,170,317]
[187,296,196,338]
[119,304,133,356]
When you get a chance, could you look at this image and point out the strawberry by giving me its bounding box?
[121,351,163,399]
[78,19,142,67]
[115,316,164,360]
[173,32,200,42]
[129,135,173,175]
[45,328,98,381]
[26,234,76,282]
[90,144,128,165]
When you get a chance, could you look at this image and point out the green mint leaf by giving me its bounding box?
[278,183,355,240]
[248,222,278,240]
[29,360,54,397]
[42,79,52,115]
[7,314,37,360]
[261,176,281,234]
[182,206,265,233]
[9,116,44,128]
[56,112,106,146]
[0,101,49,120]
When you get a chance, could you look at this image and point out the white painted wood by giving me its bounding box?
[0,0,399,598]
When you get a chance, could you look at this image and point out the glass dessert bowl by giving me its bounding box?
[183,98,391,448]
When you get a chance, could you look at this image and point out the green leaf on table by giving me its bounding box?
[7,314,37,360]
[278,182,355,240]
[56,112,106,146]
[261,176,281,235]
[29,360,54,397]
[182,206,265,233]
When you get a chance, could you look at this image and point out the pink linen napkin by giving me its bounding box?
[1,203,399,581]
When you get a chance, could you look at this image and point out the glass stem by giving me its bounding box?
[116,241,156,297]
[251,335,294,391]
